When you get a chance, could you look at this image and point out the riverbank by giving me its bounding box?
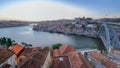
[0,20,29,28]
[34,28,99,38]
[33,19,99,38]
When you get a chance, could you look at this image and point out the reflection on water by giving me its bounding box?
[0,24,103,49]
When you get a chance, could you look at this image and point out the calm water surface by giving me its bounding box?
[0,24,103,49]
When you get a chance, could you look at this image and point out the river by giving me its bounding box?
[0,24,103,49]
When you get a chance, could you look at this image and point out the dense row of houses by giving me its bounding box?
[0,44,119,68]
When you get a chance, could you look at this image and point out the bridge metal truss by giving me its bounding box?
[98,23,120,52]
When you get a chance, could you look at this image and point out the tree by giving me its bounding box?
[90,45,98,49]
[52,43,62,50]
[6,38,13,47]
[0,38,1,44]
[1,37,6,45]
[44,47,49,49]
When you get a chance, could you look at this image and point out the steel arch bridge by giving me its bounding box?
[98,23,120,52]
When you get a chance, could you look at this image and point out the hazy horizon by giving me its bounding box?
[0,0,120,21]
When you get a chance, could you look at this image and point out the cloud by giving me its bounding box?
[0,1,93,21]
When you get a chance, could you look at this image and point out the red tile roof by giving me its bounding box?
[78,52,93,68]
[53,45,93,68]
[10,44,25,56]
[59,45,76,55]
[17,48,34,64]
[17,47,42,64]
[68,52,82,68]
[52,56,70,68]
[54,49,60,57]
[20,48,34,57]
[90,52,118,68]
[17,48,50,68]
[0,49,14,64]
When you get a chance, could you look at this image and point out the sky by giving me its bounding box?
[0,0,120,21]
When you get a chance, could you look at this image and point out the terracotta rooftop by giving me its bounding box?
[68,52,82,68]
[17,47,36,64]
[78,52,93,68]
[19,48,34,57]
[53,45,93,68]
[10,44,25,56]
[53,49,60,57]
[52,56,70,68]
[0,49,14,64]
[17,48,50,68]
[18,47,42,58]
[59,45,76,55]
[90,52,118,68]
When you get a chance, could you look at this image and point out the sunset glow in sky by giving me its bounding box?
[0,0,120,21]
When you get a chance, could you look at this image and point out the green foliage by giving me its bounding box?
[0,37,6,45]
[52,43,62,50]
[6,38,13,47]
[0,39,1,44]
[44,47,49,49]
[90,45,98,49]
[0,37,14,48]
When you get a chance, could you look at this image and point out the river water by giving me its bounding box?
[0,24,103,49]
